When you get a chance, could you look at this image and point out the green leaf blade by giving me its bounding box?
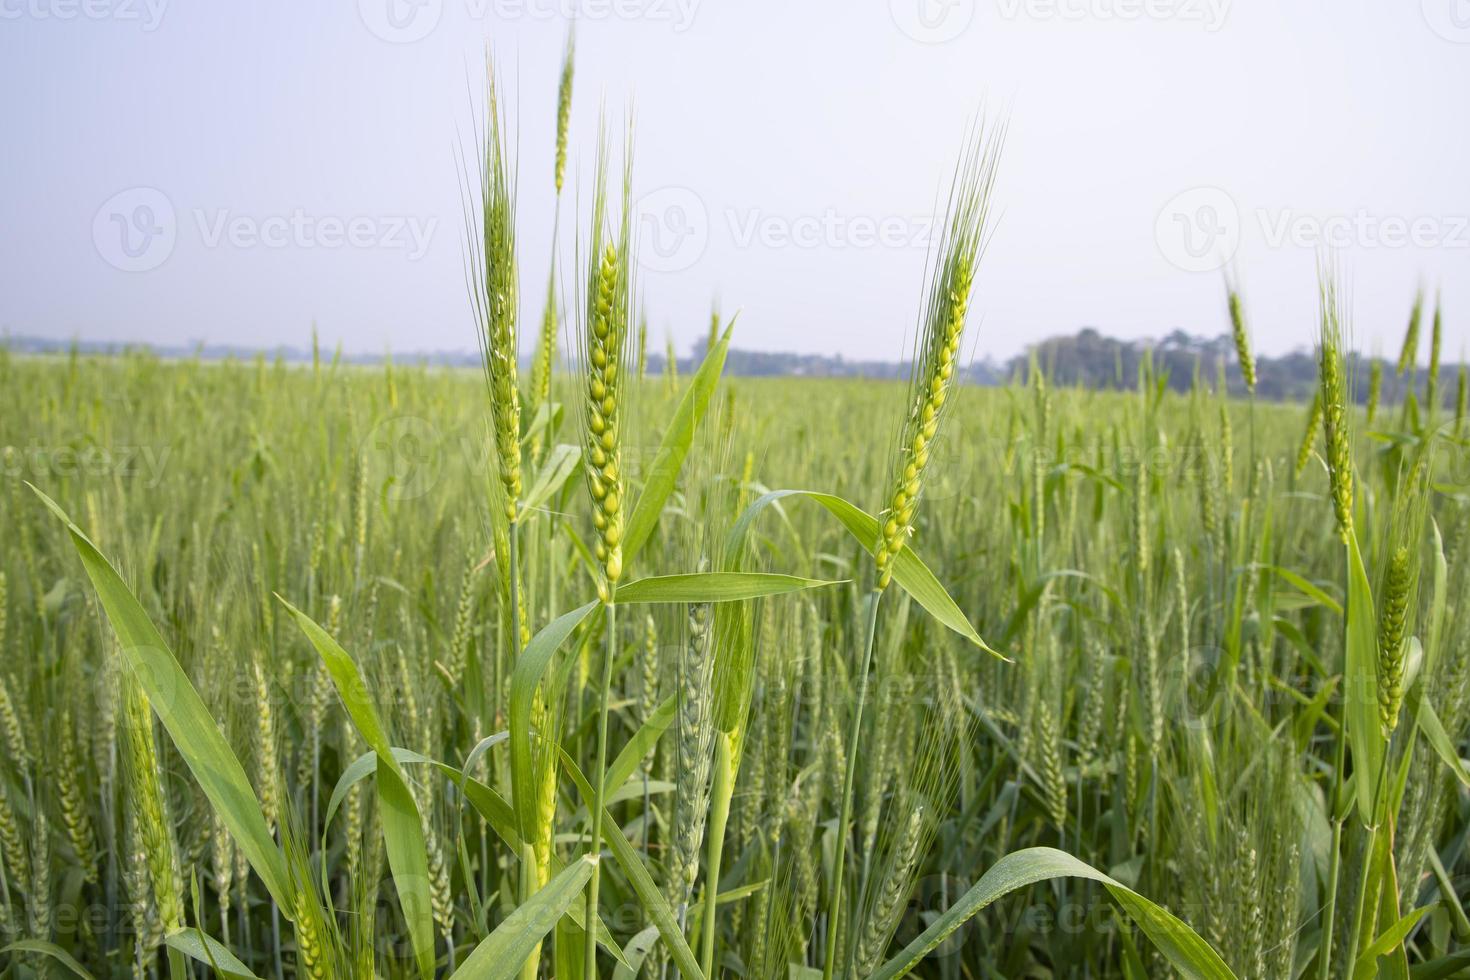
[32,486,296,915]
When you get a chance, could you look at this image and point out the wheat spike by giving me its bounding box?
[469,65,523,524]
[577,132,635,601]
[1296,393,1322,477]
[1426,291,1443,411]
[0,779,29,897]
[1377,546,1412,735]
[1227,282,1256,393]
[1366,359,1383,427]
[1397,287,1423,375]
[122,681,184,934]
[554,28,575,194]
[57,710,98,883]
[853,806,925,974]
[1317,271,1354,543]
[875,130,999,589]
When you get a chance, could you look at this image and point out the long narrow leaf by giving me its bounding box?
[523,443,581,513]
[510,599,599,836]
[1353,908,1429,980]
[603,695,676,794]
[623,321,732,570]
[1345,533,1384,824]
[166,930,263,980]
[870,847,1236,980]
[559,749,705,980]
[281,597,436,980]
[450,856,596,980]
[614,572,841,605]
[726,488,1002,655]
[32,487,296,915]
[2,940,99,980]
[1415,700,1470,786]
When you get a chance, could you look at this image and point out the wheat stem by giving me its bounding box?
[585,598,617,978]
[699,730,736,977]
[822,586,882,980]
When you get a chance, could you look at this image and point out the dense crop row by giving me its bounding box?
[3,41,1470,980]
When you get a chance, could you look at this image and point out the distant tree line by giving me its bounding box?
[6,328,1460,407]
[1007,327,1463,406]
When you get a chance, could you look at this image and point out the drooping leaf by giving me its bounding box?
[1415,700,1470,786]
[623,321,733,571]
[1345,533,1384,825]
[614,572,841,605]
[510,600,600,837]
[32,487,296,916]
[611,925,661,980]
[323,747,431,839]
[166,930,263,980]
[727,488,1002,655]
[450,856,596,980]
[281,597,436,980]
[2,940,99,980]
[1262,564,1343,617]
[523,443,581,514]
[1353,908,1429,980]
[869,847,1236,980]
[559,749,705,980]
[603,695,676,794]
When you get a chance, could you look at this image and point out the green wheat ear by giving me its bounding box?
[874,123,1002,590]
[1375,454,1430,736]
[1397,285,1423,376]
[464,58,521,524]
[1225,276,1255,394]
[1316,268,1353,543]
[1376,544,1411,734]
[1455,364,1467,437]
[1366,358,1383,427]
[578,122,636,601]
[1426,290,1443,413]
[554,27,575,195]
[1295,392,1322,478]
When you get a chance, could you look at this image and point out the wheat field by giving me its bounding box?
[3,46,1470,980]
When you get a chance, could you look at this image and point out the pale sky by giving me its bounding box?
[2,0,1469,363]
